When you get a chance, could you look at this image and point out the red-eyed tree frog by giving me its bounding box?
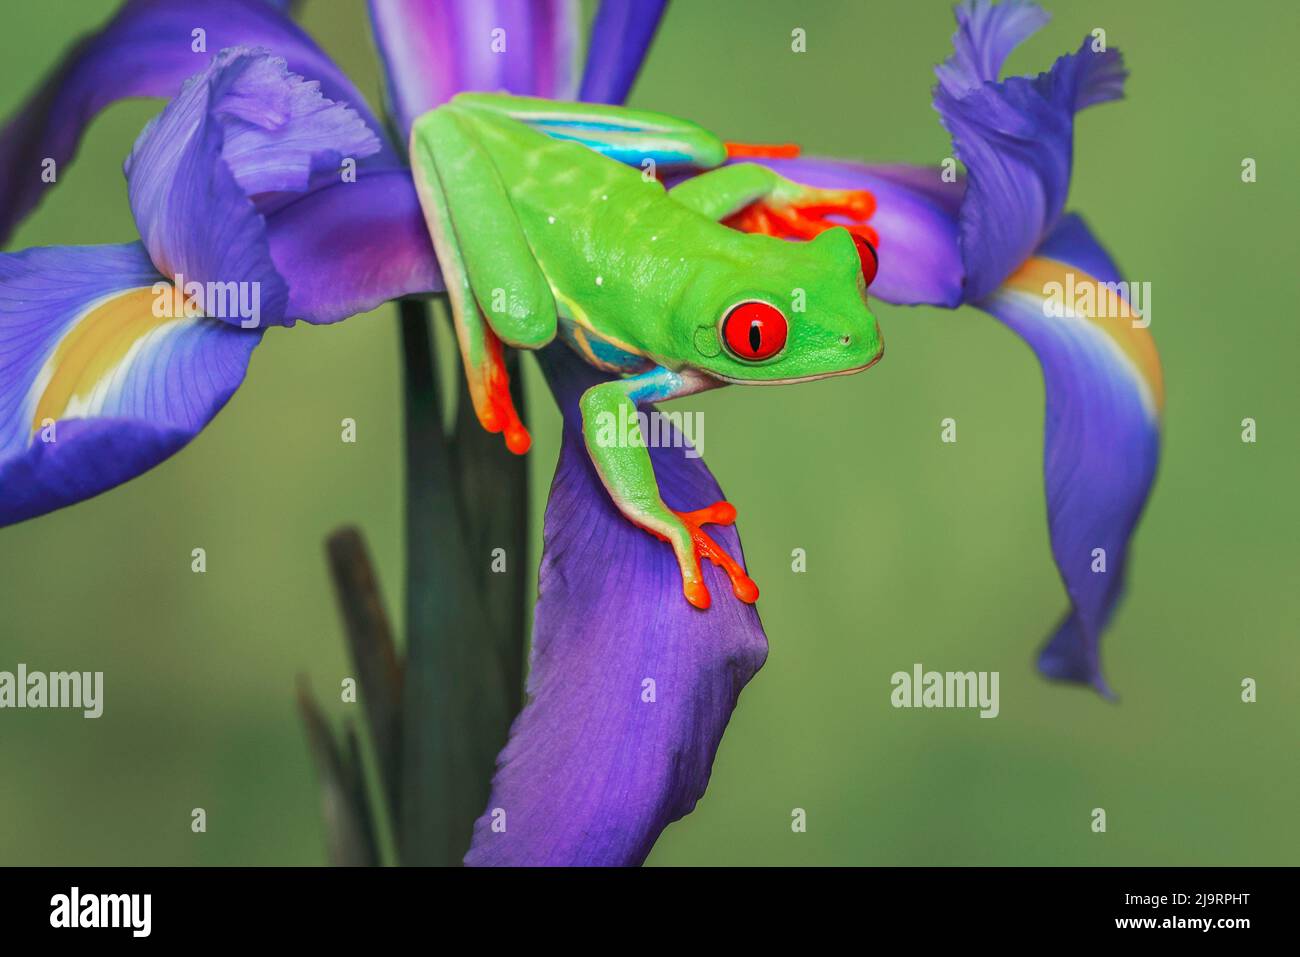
[410,93,883,610]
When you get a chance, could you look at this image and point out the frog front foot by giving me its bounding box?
[661,501,760,610]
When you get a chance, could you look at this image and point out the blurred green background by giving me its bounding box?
[1,0,1296,866]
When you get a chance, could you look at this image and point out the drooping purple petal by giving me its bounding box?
[0,0,395,246]
[933,0,1127,301]
[367,0,581,137]
[125,47,389,328]
[202,51,381,200]
[1035,210,1122,284]
[578,0,669,104]
[125,49,291,327]
[744,157,965,308]
[266,169,443,324]
[465,346,768,866]
[0,243,261,527]
[0,48,433,526]
[979,213,1162,693]
[934,0,1048,94]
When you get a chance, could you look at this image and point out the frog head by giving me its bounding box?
[677,226,884,384]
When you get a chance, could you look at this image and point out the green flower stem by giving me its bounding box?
[308,297,530,866]
[397,296,517,865]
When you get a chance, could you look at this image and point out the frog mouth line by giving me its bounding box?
[708,344,884,386]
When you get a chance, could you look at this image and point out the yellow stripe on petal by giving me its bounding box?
[30,285,191,435]
[1003,257,1165,413]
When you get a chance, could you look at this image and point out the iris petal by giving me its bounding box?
[738,157,966,308]
[933,0,1127,301]
[935,0,1049,95]
[201,50,382,200]
[266,169,443,325]
[0,0,394,246]
[578,0,670,104]
[0,243,261,527]
[367,0,581,137]
[125,47,387,327]
[125,48,298,328]
[464,347,767,866]
[980,213,1161,693]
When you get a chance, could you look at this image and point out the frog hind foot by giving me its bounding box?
[724,141,802,160]
[724,186,879,247]
[663,501,760,610]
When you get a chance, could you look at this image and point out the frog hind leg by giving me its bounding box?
[453,93,812,175]
[451,92,733,171]
[579,366,758,610]
[669,162,879,246]
[411,107,557,350]
[410,106,558,454]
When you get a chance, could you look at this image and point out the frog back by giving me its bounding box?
[456,105,729,356]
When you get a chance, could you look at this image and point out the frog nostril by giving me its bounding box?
[840,334,852,346]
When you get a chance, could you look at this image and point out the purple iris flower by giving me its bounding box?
[0,0,1161,867]
[1,45,436,524]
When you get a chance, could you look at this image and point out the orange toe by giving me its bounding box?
[683,578,712,610]
[678,501,736,526]
[724,141,802,160]
[478,331,531,456]
[671,502,759,607]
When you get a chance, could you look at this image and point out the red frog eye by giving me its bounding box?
[721,301,788,361]
[852,234,879,289]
